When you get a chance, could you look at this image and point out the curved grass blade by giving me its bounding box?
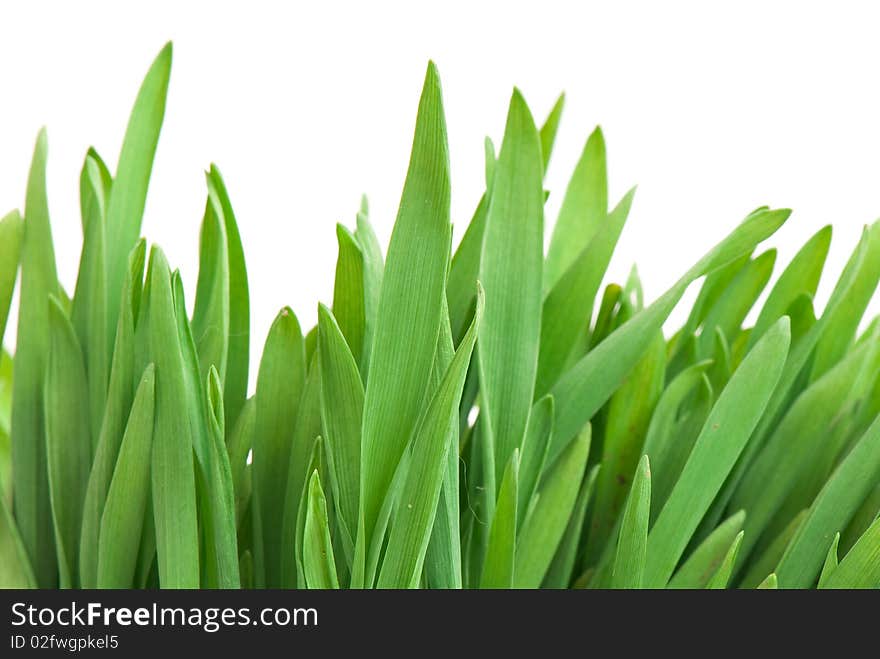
[45,297,91,587]
[447,195,488,343]
[643,317,790,588]
[148,248,199,588]
[227,396,255,526]
[543,463,599,588]
[696,249,775,358]
[817,532,839,588]
[353,208,383,378]
[748,225,831,348]
[303,470,339,589]
[78,241,144,588]
[821,516,880,588]
[252,307,305,587]
[731,338,877,564]
[478,88,544,493]
[668,510,746,589]
[611,455,651,589]
[775,409,880,588]
[0,210,23,344]
[757,573,778,589]
[517,394,554,527]
[105,43,172,339]
[206,166,250,429]
[358,62,453,576]
[738,508,807,589]
[332,225,366,366]
[536,188,635,396]
[809,220,880,381]
[11,128,60,586]
[424,300,461,588]
[544,127,607,292]
[0,490,36,588]
[705,531,744,589]
[539,93,565,172]
[550,208,791,456]
[318,303,363,556]
[71,155,110,450]
[514,424,591,588]
[96,364,155,588]
[375,285,482,588]
[480,449,519,588]
[191,190,230,388]
[587,331,664,565]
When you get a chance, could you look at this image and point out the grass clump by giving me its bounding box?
[1,43,879,589]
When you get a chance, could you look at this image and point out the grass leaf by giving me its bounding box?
[611,455,651,589]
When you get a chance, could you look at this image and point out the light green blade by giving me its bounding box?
[97,364,155,588]
[821,516,880,588]
[549,208,790,456]
[148,248,199,588]
[357,62,453,577]
[817,532,840,588]
[643,317,790,588]
[11,128,60,587]
[252,307,305,587]
[539,93,565,172]
[206,166,250,432]
[318,303,363,558]
[478,88,544,494]
[705,531,744,589]
[332,224,367,366]
[668,511,746,589]
[515,424,591,588]
[611,455,651,589]
[105,43,172,342]
[45,296,91,588]
[375,285,483,589]
[544,127,607,292]
[191,189,230,389]
[536,188,635,397]
[481,450,519,588]
[303,471,340,589]
[0,210,23,346]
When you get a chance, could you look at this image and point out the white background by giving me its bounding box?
[2,2,879,386]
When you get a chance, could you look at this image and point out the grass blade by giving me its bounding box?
[358,62,452,574]
[550,208,791,456]
[318,303,363,557]
[517,394,554,527]
[821,516,880,588]
[478,88,544,493]
[817,532,839,588]
[536,188,635,396]
[206,166,250,430]
[480,449,519,588]
[148,247,200,588]
[191,189,230,388]
[611,455,651,589]
[71,155,110,452]
[375,285,483,588]
[514,425,591,588]
[105,44,172,339]
[0,210,23,344]
[303,470,340,589]
[79,241,145,589]
[775,409,880,587]
[544,127,607,292]
[643,317,790,587]
[97,364,155,588]
[539,93,565,172]
[332,225,367,366]
[252,307,305,587]
[668,510,746,589]
[543,463,599,588]
[0,490,36,587]
[45,297,91,587]
[11,128,60,586]
[705,531,744,589]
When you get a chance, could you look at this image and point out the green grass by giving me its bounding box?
[1,43,879,589]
